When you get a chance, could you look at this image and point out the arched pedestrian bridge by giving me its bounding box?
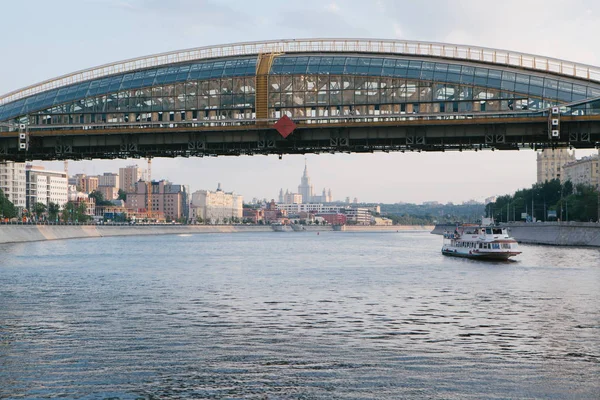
[1,38,599,161]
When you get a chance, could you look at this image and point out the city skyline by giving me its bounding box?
[1,1,599,203]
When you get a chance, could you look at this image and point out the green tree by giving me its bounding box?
[76,202,91,223]
[562,184,599,222]
[61,201,91,223]
[117,189,127,201]
[34,202,47,221]
[563,180,574,197]
[0,188,17,219]
[486,178,597,222]
[48,202,60,222]
[89,190,112,206]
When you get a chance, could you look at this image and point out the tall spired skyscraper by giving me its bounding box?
[298,160,314,204]
[278,161,332,204]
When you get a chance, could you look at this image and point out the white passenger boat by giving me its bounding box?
[442,225,521,260]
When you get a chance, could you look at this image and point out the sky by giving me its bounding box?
[1,0,599,204]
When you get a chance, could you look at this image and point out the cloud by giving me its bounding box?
[325,2,340,13]
[392,23,403,39]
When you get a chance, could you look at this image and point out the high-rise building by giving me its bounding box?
[561,154,600,190]
[537,148,576,183]
[25,165,68,209]
[190,184,243,224]
[98,172,119,188]
[72,174,99,194]
[279,162,332,204]
[98,186,119,201]
[126,180,188,221]
[312,188,333,203]
[283,189,302,204]
[298,161,314,204]
[84,176,99,193]
[119,165,144,193]
[0,162,26,209]
[97,172,120,201]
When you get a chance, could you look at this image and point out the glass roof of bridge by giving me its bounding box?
[0,58,257,122]
[2,52,600,122]
[271,55,600,103]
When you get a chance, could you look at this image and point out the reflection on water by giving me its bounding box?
[0,232,599,399]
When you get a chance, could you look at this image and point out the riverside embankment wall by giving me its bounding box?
[0,224,272,244]
[431,222,600,247]
[0,224,434,245]
[501,222,600,247]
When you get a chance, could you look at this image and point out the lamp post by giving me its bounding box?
[558,173,563,222]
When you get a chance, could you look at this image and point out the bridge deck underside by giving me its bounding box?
[1,119,599,161]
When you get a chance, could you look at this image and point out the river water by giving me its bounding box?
[0,231,599,399]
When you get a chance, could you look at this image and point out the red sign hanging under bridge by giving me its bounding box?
[274,115,296,138]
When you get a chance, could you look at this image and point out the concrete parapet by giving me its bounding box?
[430,224,456,235]
[0,224,435,245]
[431,222,600,247]
[501,222,600,247]
[345,225,434,232]
[0,224,272,244]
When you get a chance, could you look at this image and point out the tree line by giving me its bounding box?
[486,179,599,222]
[0,188,91,223]
[380,202,485,224]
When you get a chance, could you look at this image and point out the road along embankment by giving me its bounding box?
[0,224,433,245]
[0,224,272,244]
[431,222,600,247]
[344,225,434,232]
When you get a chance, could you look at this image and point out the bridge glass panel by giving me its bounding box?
[0,57,257,122]
[474,68,488,87]
[406,61,421,79]
[460,66,475,85]
[433,63,448,81]
[3,53,600,124]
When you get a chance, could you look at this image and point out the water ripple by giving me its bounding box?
[0,232,599,399]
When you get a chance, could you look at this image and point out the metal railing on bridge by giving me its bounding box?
[18,110,550,133]
[2,38,600,106]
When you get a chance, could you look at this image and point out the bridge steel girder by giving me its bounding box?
[1,118,599,162]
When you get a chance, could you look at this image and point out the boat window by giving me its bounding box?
[485,228,492,234]
[492,243,500,249]
[493,228,502,234]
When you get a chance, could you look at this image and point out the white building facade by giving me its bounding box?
[25,165,68,209]
[276,203,341,214]
[190,184,243,223]
[344,207,372,225]
[0,162,26,209]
